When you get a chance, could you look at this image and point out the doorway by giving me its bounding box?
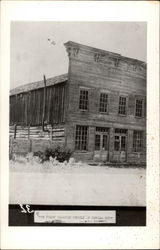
[114,129,127,162]
[94,127,109,162]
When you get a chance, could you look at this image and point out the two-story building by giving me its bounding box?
[10,41,146,163]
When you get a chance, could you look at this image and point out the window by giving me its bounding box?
[118,96,127,115]
[135,99,143,117]
[115,128,127,134]
[133,131,143,152]
[79,89,88,110]
[100,93,108,113]
[75,125,88,150]
[96,127,109,133]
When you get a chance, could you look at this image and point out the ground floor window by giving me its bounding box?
[75,125,88,150]
[133,130,143,152]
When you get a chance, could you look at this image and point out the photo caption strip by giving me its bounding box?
[34,210,116,224]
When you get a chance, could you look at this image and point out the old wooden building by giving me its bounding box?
[10,41,146,163]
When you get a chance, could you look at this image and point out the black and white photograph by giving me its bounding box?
[0,1,159,249]
[9,21,147,226]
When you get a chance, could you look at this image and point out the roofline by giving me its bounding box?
[64,41,146,66]
[10,73,68,96]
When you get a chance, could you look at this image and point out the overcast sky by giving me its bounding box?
[11,22,147,89]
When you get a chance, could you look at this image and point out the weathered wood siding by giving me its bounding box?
[64,42,146,127]
[9,126,65,155]
[10,125,65,141]
[64,41,146,163]
[10,81,67,126]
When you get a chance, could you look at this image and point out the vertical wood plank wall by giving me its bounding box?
[10,81,67,126]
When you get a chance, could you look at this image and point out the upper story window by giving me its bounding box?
[118,96,127,115]
[79,89,88,111]
[133,130,143,152]
[135,99,143,117]
[100,93,108,113]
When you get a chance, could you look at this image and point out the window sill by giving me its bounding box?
[100,112,109,115]
[118,114,127,117]
[132,151,143,154]
[75,150,88,153]
[135,116,143,119]
[79,109,88,112]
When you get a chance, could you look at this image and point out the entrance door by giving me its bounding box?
[114,129,127,162]
[94,133,109,162]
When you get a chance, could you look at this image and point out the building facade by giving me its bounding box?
[10,41,146,163]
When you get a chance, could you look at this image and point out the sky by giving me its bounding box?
[11,22,147,89]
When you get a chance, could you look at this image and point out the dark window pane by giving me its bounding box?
[115,128,127,134]
[79,89,88,110]
[96,127,109,133]
[135,99,143,117]
[121,136,126,150]
[95,134,100,150]
[114,136,120,151]
[100,93,108,113]
[118,96,126,115]
[133,130,143,152]
[75,125,88,150]
[102,135,108,150]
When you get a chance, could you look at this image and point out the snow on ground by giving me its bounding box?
[9,156,146,206]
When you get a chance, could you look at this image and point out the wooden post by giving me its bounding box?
[42,74,47,131]
[14,124,17,139]
[9,136,13,159]
[28,124,30,140]
[50,125,53,140]
[29,139,32,153]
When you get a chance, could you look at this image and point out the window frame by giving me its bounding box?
[118,95,127,116]
[79,88,89,111]
[135,98,144,118]
[75,125,89,151]
[99,92,109,114]
[133,130,143,152]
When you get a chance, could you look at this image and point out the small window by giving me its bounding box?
[115,128,127,134]
[133,131,143,152]
[75,125,88,150]
[100,93,108,113]
[118,96,127,115]
[79,89,88,110]
[135,99,143,117]
[96,127,109,133]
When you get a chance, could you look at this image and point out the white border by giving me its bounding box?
[0,1,159,249]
